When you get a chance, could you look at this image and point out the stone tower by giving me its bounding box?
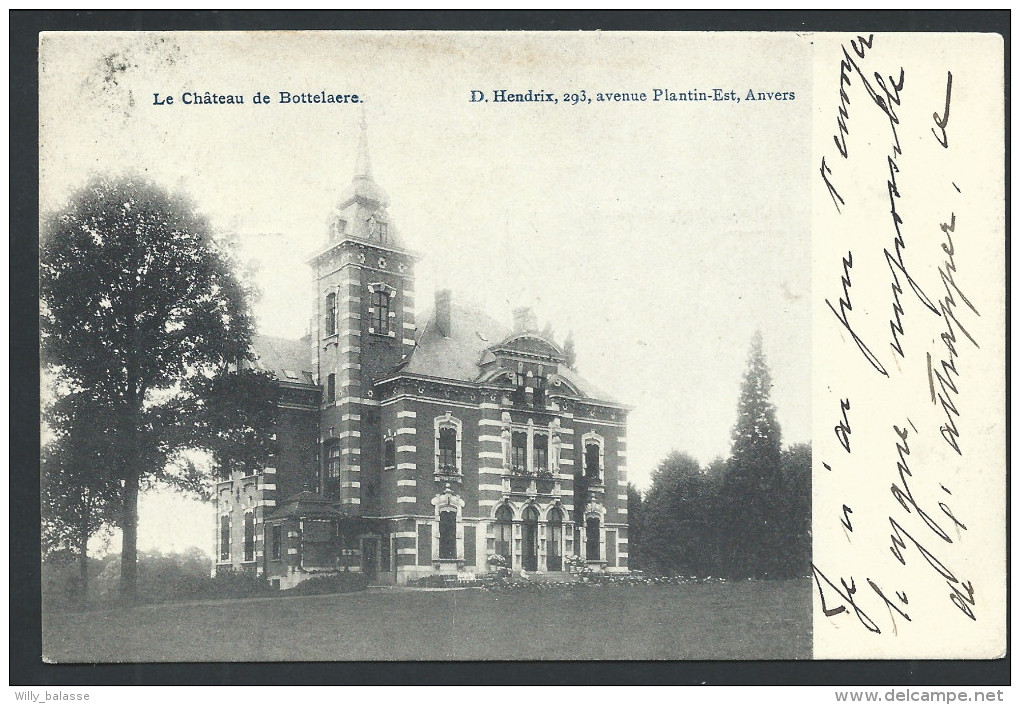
[308,116,418,511]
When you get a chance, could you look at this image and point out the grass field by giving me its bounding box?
[42,578,811,662]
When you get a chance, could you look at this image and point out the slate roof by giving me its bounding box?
[250,334,316,386]
[394,303,619,405]
[247,309,620,405]
[398,303,512,383]
[269,492,387,532]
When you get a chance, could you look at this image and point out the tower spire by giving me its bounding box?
[354,105,372,181]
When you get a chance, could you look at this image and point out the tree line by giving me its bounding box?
[627,333,811,580]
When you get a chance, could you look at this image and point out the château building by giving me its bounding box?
[215,123,630,586]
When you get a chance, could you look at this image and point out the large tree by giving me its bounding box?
[40,174,256,601]
[775,442,812,578]
[640,451,717,576]
[718,331,784,578]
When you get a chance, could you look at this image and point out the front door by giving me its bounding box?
[361,538,378,580]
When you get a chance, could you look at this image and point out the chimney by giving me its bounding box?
[513,306,537,333]
[435,289,452,337]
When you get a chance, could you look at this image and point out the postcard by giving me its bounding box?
[36,29,1005,663]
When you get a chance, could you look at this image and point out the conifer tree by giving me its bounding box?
[563,331,577,369]
[719,331,783,578]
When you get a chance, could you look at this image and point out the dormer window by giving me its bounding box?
[367,214,388,242]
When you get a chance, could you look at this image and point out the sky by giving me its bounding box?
[40,31,812,557]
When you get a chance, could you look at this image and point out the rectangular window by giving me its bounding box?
[417,523,432,566]
[243,512,255,562]
[325,292,337,337]
[512,432,528,472]
[271,524,282,560]
[371,291,390,333]
[325,443,341,498]
[378,222,388,242]
[219,515,230,561]
[533,433,548,472]
[384,438,396,468]
[585,443,601,480]
[438,426,457,473]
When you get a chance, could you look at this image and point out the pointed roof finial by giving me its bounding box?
[354,105,372,181]
[335,106,389,208]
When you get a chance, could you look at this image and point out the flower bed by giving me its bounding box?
[480,573,731,592]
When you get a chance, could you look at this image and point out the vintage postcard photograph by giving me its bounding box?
[35,28,1005,665]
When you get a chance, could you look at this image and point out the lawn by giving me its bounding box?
[42,578,811,661]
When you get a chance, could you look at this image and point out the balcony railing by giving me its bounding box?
[434,464,463,482]
[502,469,560,497]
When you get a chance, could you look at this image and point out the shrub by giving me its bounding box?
[287,571,369,596]
[180,570,272,601]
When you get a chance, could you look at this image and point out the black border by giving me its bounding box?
[11,9,1009,687]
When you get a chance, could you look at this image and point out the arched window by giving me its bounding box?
[494,505,513,561]
[546,507,563,571]
[326,373,336,403]
[371,290,390,333]
[522,506,539,571]
[438,510,457,560]
[438,427,457,473]
[325,292,337,337]
[586,516,601,561]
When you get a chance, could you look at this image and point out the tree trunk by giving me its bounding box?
[120,471,140,603]
[77,532,89,608]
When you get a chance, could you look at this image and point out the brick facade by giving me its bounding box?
[216,124,629,587]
